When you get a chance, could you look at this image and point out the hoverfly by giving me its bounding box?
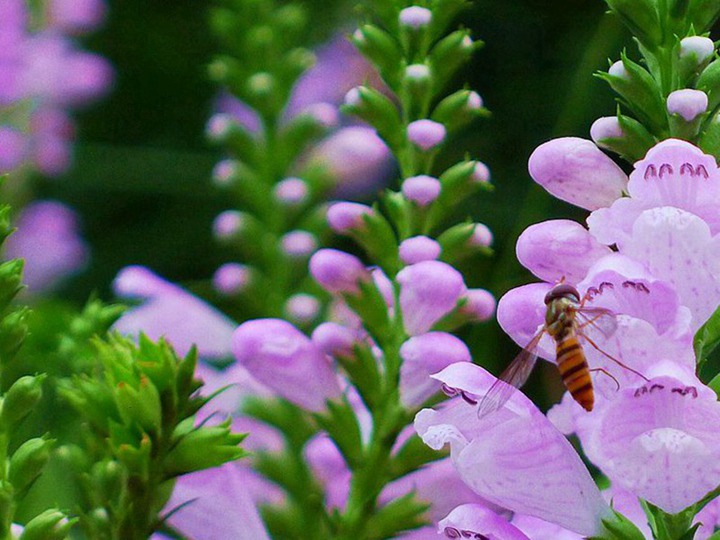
[478,281,647,417]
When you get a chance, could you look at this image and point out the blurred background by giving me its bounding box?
[27,0,645,408]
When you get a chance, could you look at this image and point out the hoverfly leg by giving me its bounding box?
[589,367,620,391]
[582,333,650,382]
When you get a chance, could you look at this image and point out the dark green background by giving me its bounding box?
[35,0,648,407]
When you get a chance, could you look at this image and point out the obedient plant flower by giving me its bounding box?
[415,363,612,535]
[232,319,343,411]
[4,200,88,294]
[113,266,236,359]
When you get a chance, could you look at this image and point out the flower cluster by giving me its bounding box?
[0,0,111,176]
[204,0,392,326]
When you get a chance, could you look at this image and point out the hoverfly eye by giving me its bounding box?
[544,283,581,304]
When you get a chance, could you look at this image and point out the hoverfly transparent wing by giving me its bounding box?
[477,329,545,419]
[574,306,618,338]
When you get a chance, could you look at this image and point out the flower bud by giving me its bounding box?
[284,294,320,324]
[458,288,496,322]
[608,60,630,79]
[212,210,246,240]
[407,119,447,150]
[397,260,466,335]
[1,375,44,429]
[211,159,239,187]
[402,175,441,206]
[281,230,317,257]
[327,202,373,234]
[590,116,623,147]
[20,509,74,540]
[9,437,54,494]
[233,319,342,411]
[399,236,442,264]
[166,418,245,474]
[310,249,370,294]
[213,263,251,296]
[205,113,236,141]
[343,86,403,148]
[115,375,162,433]
[399,332,471,408]
[469,223,493,248]
[312,322,358,358]
[679,36,715,65]
[405,63,431,82]
[667,88,708,121]
[399,6,432,28]
[273,177,309,205]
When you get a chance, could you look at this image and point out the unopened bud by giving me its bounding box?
[399,236,442,264]
[205,114,235,141]
[310,249,370,294]
[402,175,441,206]
[274,177,309,205]
[285,294,320,324]
[469,223,493,248]
[213,263,251,296]
[399,6,432,28]
[327,202,373,234]
[680,36,715,65]
[212,210,246,240]
[407,119,447,150]
[212,159,239,187]
[311,322,358,357]
[281,230,317,257]
[667,88,708,121]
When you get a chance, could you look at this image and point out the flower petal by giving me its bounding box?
[438,504,531,540]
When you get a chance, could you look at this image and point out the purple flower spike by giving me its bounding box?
[402,175,441,206]
[309,249,370,294]
[528,137,628,210]
[399,6,432,28]
[308,126,391,198]
[415,362,612,535]
[459,288,496,322]
[213,263,251,296]
[232,319,342,411]
[667,89,708,121]
[438,504,531,540]
[273,177,309,205]
[407,120,447,151]
[5,200,88,293]
[0,127,28,173]
[327,202,373,234]
[516,220,612,283]
[399,332,471,408]
[280,230,317,257]
[590,116,623,147]
[586,376,720,513]
[112,266,236,359]
[311,322,358,358]
[397,260,466,335]
[399,236,442,264]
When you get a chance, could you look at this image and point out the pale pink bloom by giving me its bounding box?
[438,504,530,540]
[415,363,612,536]
[112,266,236,359]
[232,319,342,411]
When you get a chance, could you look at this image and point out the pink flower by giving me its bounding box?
[232,319,342,411]
[528,137,627,210]
[396,261,466,335]
[415,362,612,535]
[112,266,236,359]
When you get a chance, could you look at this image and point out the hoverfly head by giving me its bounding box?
[544,283,581,305]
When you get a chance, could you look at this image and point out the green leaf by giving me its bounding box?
[588,509,646,540]
[693,303,720,368]
[363,491,430,540]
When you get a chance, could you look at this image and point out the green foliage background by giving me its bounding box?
[32,0,656,408]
